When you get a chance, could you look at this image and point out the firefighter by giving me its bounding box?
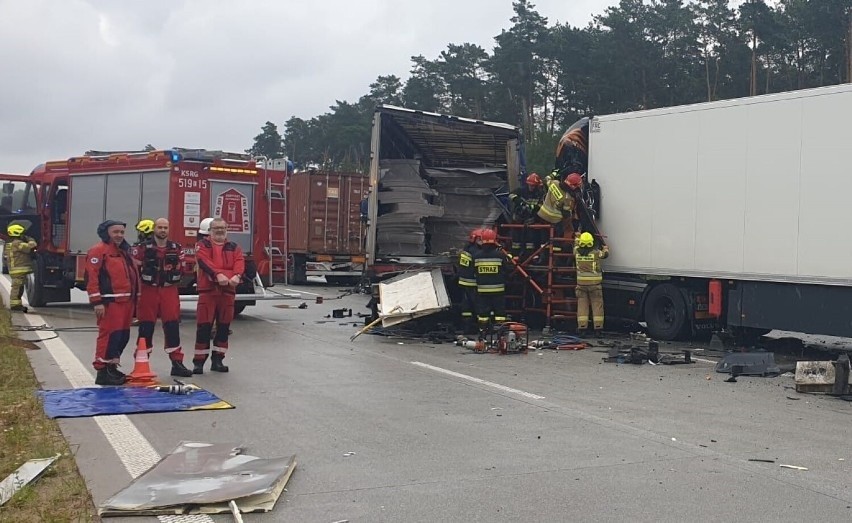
[508,173,545,256]
[130,218,155,326]
[131,218,193,377]
[473,228,508,331]
[537,172,581,259]
[574,231,609,338]
[86,220,139,385]
[193,218,245,374]
[5,223,37,312]
[458,228,483,332]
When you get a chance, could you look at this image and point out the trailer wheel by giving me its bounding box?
[286,254,307,285]
[25,256,47,307]
[644,283,688,341]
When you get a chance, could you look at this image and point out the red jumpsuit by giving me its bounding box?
[193,238,245,364]
[131,239,186,362]
[85,240,138,370]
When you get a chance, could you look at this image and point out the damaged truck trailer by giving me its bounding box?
[363,106,522,313]
[587,84,852,341]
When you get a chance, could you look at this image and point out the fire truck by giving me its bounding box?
[0,148,289,314]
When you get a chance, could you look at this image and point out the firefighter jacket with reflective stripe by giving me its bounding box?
[195,238,246,294]
[509,186,544,222]
[131,239,184,287]
[473,246,507,294]
[85,240,138,305]
[5,236,37,274]
[537,179,575,224]
[574,245,609,286]
[458,243,479,288]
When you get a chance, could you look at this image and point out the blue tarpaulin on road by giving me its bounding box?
[38,386,234,418]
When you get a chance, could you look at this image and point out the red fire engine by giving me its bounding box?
[0,148,289,314]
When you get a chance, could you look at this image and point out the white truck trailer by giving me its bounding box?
[587,83,852,340]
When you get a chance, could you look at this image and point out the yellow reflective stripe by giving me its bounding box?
[548,182,564,200]
[537,206,562,223]
[577,276,602,284]
[477,285,505,293]
[9,268,31,275]
[459,279,476,287]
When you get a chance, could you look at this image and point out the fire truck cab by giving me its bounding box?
[0,149,288,313]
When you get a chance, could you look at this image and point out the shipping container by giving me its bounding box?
[286,171,367,285]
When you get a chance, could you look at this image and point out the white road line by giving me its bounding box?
[1,277,213,523]
[245,314,279,324]
[411,361,546,400]
[693,357,717,365]
[279,286,323,296]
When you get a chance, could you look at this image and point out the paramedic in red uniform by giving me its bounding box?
[131,218,193,378]
[86,220,138,386]
[193,217,245,374]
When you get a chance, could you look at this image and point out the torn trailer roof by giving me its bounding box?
[365,106,522,268]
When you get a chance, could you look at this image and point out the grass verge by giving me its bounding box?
[0,308,98,522]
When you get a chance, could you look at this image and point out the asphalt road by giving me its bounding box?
[7,280,852,522]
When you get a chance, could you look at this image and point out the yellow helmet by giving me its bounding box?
[578,232,594,248]
[136,219,155,235]
[7,224,25,237]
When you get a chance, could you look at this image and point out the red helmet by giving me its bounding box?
[565,173,583,190]
[480,228,498,244]
[468,228,483,243]
[526,173,543,188]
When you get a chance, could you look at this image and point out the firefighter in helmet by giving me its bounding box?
[5,223,37,312]
[473,228,508,330]
[131,218,193,377]
[458,227,483,333]
[574,231,609,338]
[537,172,582,256]
[508,173,545,257]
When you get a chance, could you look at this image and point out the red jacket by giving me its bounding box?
[85,240,138,305]
[195,238,245,294]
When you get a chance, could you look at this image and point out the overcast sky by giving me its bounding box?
[0,0,619,173]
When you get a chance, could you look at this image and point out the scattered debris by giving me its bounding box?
[0,454,60,506]
[715,351,780,377]
[343,452,356,458]
[747,459,776,463]
[332,308,353,318]
[99,442,296,517]
[786,396,801,401]
[779,464,808,471]
[795,358,852,394]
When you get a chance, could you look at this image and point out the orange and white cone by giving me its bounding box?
[126,338,158,386]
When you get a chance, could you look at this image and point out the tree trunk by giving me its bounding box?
[750,33,757,96]
[705,51,712,102]
[847,11,852,83]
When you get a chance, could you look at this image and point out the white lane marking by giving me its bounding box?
[693,357,717,365]
[412,361,545,400]
[279,286,323,296]
[1,277,214,523]
[245,314,279,324]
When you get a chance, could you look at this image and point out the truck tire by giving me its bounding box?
[644,283,689,341]
[326,276,360,287]
[25,256,47,307]
[287,254,307,285]
[234,303,248,316]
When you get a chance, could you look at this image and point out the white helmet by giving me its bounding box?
[198,217,214,235]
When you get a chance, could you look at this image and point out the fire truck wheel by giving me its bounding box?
[234,303,248,316]
[644,283,688,341]
[25,256,47,307]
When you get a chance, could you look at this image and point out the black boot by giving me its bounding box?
[96,365,127,386]
[193,359,206,375]
[210,353,229,373]
[171,360,193,377]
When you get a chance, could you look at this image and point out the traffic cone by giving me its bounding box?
[126,338,158,386]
